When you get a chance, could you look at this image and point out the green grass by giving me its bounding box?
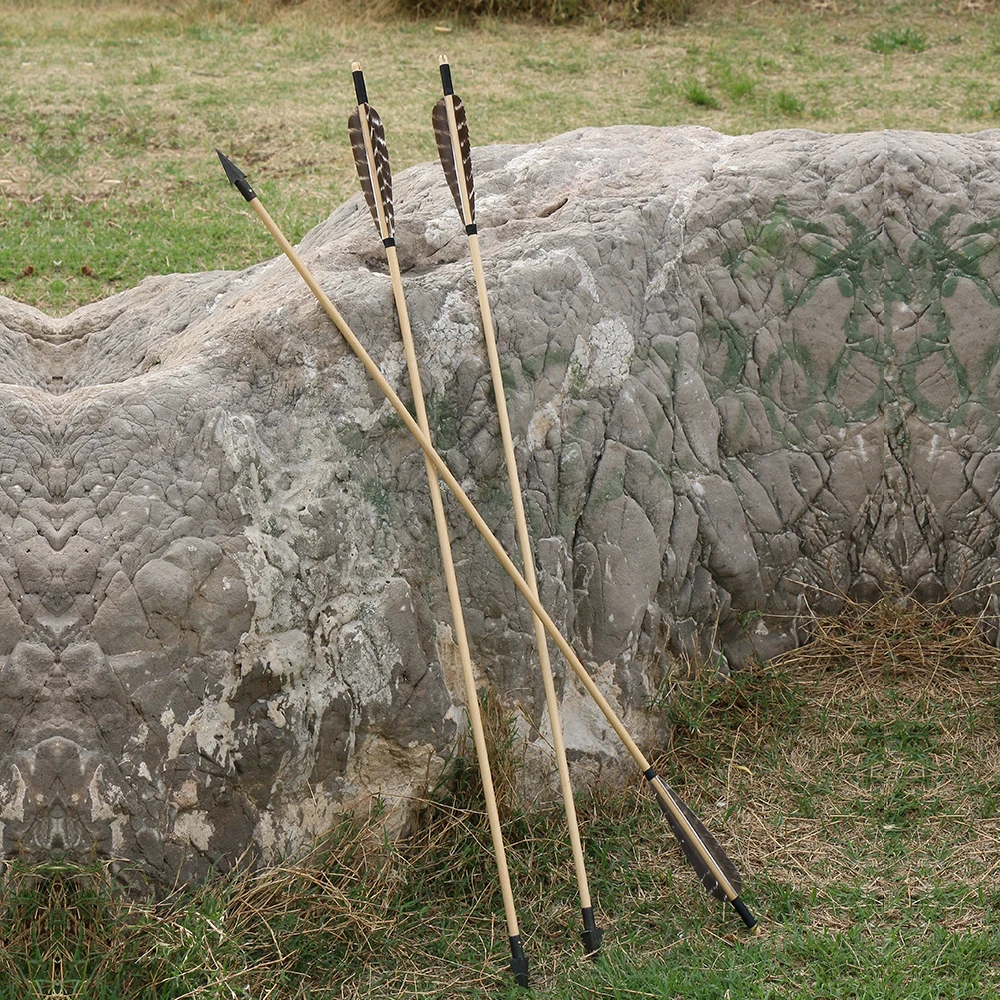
[683,79,721,109]
[725,72,756,101]
[776,89,805,115]
[0,0,997,313]
[3,597,1000,997]
[869,26,928,54]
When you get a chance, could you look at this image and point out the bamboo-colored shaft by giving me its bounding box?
[384,241,522,940]
[246,196,741,905]
[467,231,594,912]
[441,82,595,919]
[352,88,523,942]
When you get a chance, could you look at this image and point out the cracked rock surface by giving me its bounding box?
[1,126,998,882]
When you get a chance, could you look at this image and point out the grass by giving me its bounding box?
[683,79,721,109]
[394,0,695,25]
[776,89,805,115]
[869,26,929,54]
[1,0,1000,312]
[5,593,1000,997]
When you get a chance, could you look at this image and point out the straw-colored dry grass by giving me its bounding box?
[661,593,1000,945]
[3,596,1000,997]
[0,819,405,998]
[773,590,1000,681]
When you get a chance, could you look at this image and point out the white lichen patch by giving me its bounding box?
[255,812,277,854]
[171,779,199,810]
[525,318,635,443]
[166,720,187,761]
[539,661,624,757]
[174,810,214,852]
[526,401,560,453]
[334,621,396,717]
[556,248,600,302]
[342,736,444,836]
[164,698,237,766]
[257,629,310,683]
[435,622,484,700]
[644,170,715,300]
[109,815,127,853]
[0,766,26,822]
[503,147,543,181]
[87,766,120,822]
[266,700,287,728]
[564,318,634,395]
[128,722,149,750]
[373,337,408,398]
[193,700,237,762]
[423,215,455,251]
[590,317,635,388]
[424,290,480,395]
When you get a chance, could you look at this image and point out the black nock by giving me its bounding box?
[439,59,455,96]
[352,65,368,106]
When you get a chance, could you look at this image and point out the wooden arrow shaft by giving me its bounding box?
[466,230,594,913]
[444,92,474,227]
[384,241,521,939]
[246,195,741,906]
[351,81,521,940]
[446,82,594,910]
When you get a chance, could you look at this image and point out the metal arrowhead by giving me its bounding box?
[217,149,256,202]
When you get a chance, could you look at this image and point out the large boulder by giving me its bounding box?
[1,126,998,883]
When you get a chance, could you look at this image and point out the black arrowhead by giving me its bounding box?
[217,149,256,202]
[581,906,603,957]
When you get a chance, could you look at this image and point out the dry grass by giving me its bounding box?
[3,599,1000,995]
[658,593,1000,943]
[774,590,1000,682]
[3,0,1000,311]
[0,821,405,997]
[392,0,694,26]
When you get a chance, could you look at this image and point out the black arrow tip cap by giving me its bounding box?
[508,936,529,989]
[732,897,758,929]
[439,56,454,96]
[351,62,368,106]
[217,149,256,202]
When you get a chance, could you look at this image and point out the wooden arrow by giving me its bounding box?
[217,149,757,932]
[433,54,604,956]
[346,65,529,987]
[430,58,756,929]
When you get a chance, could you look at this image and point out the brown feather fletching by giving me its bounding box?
[348,104,394,239]
[655,779,743,901]
[432,96,475,227]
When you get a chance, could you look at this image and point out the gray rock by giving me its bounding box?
[1,126,999,881]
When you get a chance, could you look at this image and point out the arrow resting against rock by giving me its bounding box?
[433,54,603,956]
[346,63,529,989]
[216,149,757,932]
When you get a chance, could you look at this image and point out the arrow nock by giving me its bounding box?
[351,61,368,106]
[438,55,455,96]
